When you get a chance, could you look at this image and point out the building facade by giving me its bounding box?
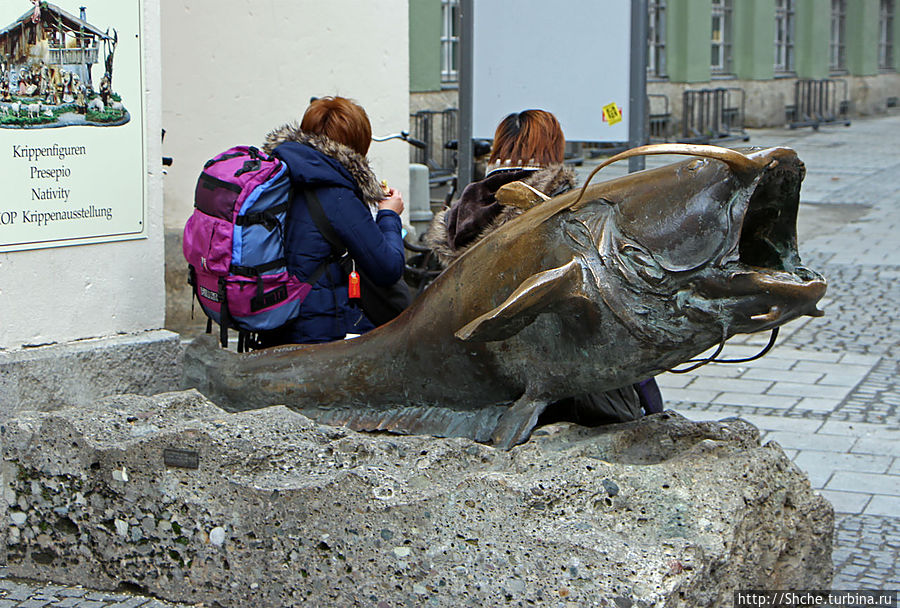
[410,0,900,134]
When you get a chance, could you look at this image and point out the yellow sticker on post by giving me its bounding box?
[602,102,623,126]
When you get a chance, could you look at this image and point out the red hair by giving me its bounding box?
[301,96,372,156]
[489,109,565,167]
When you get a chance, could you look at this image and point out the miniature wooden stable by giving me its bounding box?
[0,2,110,90]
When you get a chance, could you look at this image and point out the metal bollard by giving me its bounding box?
[408,163,433,240]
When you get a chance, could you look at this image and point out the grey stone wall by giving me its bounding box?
[164,231,207,339]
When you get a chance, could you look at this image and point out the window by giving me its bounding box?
[711,0,733,74]
[441,0,459,84]
[830,0,847,72]
[648,0,667,78]
[880,0,895,70]
[774,0,795,73]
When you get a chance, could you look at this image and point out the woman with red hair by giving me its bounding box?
[256,96,407,345]
[428,109,574,265]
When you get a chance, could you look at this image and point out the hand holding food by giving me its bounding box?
[378,186,404,215]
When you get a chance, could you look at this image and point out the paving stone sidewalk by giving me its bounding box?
[4,115,900,605]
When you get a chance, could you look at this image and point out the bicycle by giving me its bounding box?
[372,132,493,296]
[372,130,444,296]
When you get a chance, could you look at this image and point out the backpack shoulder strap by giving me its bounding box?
[302,187,349,290]
[304,187,346,255]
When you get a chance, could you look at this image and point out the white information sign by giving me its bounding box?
[472,0,631,142]
[0,0,146,252]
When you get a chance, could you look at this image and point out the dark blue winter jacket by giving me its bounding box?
[256,130,405,345]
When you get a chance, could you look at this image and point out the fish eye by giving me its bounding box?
[687,159,704,171]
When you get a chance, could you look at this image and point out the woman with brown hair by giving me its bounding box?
[428,108,663,421]
[255,96,407,346]
[427,109,575,266]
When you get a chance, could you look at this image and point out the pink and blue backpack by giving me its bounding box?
[183,146,334,350]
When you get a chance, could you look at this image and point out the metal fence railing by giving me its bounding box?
[786,79,851,129]
[648,93,672,142]
[408,109,458,185]
[681,87,748,143]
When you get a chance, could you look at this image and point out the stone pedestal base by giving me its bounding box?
[2,391,833,607]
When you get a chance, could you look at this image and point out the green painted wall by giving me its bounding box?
[732,0,776,80]
[895,4,900,70]
[846,0,879,75]
[794,0,831,78]
[409,0,442,92]
[406,0,899,92]
[666,0,712,82]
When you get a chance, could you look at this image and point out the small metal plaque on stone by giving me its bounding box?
[163,448,200,469]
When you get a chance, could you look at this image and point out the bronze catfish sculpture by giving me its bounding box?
[184,144,826,449]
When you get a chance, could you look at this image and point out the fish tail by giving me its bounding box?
[182,333,240,406]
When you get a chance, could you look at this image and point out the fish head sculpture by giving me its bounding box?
[458,145,824,344]
[531,145,824,345]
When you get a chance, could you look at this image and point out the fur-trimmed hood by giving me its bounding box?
[262,123,385,207]
[425,164,577,267]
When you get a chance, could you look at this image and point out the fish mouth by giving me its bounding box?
[704,147,827,331]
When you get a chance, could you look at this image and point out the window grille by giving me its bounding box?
[880,0,895,70]
[441,0,459,84]
[830,0,847,72]
[775,0,795,73]
[711,0,733,74]
[648,0,667,78]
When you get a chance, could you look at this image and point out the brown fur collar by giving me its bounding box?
[425,164,576,267]
[262,123,384,207]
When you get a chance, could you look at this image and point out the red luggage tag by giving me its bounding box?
[348,259,361,300]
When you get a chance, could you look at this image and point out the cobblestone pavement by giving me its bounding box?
[4,115,900,604]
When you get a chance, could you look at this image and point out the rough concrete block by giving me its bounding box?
[1,392,833,607]
[0,331,183,421]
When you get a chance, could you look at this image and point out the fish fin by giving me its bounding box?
[495,181,550,209]
[491,396,550,450]
[455,259,582,342]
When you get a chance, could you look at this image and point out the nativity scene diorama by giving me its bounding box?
[0,1,127,128]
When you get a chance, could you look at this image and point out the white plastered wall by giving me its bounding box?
[0,0,164,349]
[160,0,411,234]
